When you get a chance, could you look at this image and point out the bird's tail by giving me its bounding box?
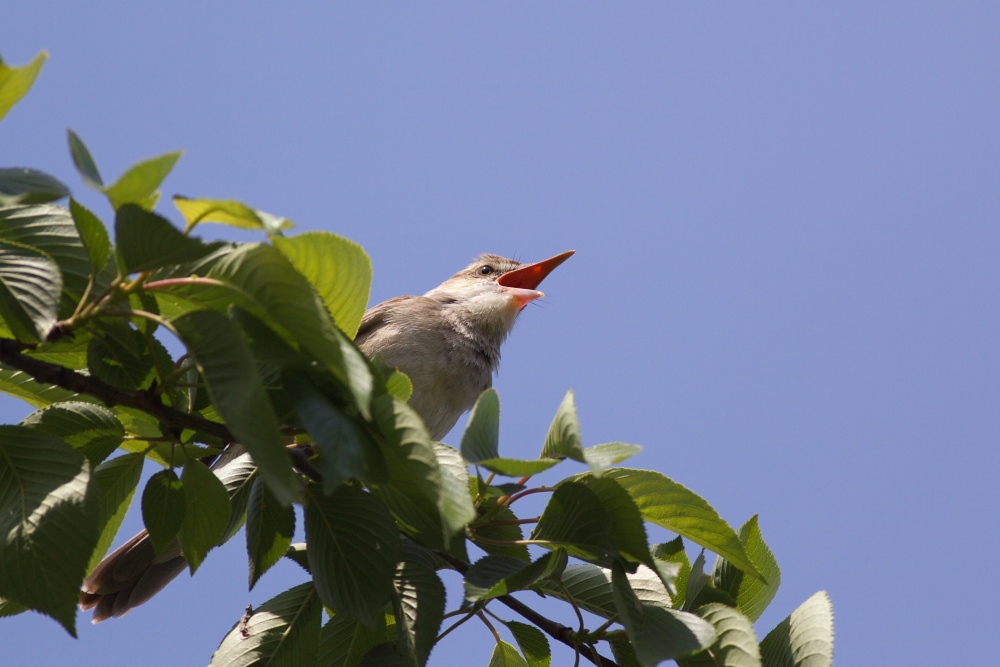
[79,444,256,622]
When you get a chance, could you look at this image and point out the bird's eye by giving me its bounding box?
[479,265,494,275]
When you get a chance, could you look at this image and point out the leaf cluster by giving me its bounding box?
[0,50,834,666]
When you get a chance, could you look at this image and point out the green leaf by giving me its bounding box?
[605,469,766,583]
[172,309,298,504]
[86,323,152,390]
[759,591,834,667]
[21,401,125,467]
[461,388,501,463]
[610,639,644,667]
[714,515,781,622]
[67,130,103,189]
[0,426,98,636]
[0,168,69,205]
[582,442,643,474]
[470,489,530,561]
[87,453,144,573]
[540,389,585,464]
[273,232,372,338]
[682,604,761,667]
[532,481,616,563]
[213,446,260,544]
[22,333,89,369]
[115,204,216,273]
[304,483,402,626]
[104,150,183,211]
[370,396,464,553]
[464,551,567,606]
[503,620,551,667]
[392,559,446,665]
[385,369,413,402]
[0,595,28,618]
[611,561,716,663]
[208,243,374,417]
[211,582,322,667]
[285,369,386,492]
[173,195,295,234]
[179,459,232,573]
[0,365,81,407]
[431,442,477,539]
[69,198,111,272]
[0,239,61,341]
[141,468,185,555]
[575,474,654,568]
[247,475,295,589]
[654,537,692,608]
[540,562,676,622]
[0,203,94,300]
[0,50,48,123]
[475,457,561,478]
[318,612,393,667]
[489,641,530,667]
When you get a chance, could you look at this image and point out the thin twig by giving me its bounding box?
[438,553,618,667]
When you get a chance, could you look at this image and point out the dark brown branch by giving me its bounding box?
[440,553,619,667]
[0,337,231,439]
[1,338,325,482]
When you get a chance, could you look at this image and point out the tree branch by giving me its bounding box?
[440,553,619,667]
[0,337,230,439]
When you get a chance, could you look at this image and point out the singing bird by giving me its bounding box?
[79,250,574,622]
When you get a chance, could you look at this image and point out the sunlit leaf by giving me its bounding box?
[0,51,48,123]
[489,641,529,667]
[273,231,371,338]
[174,195,294,234]
[605,469,765,582]
[104,151,183,211]
[503,620,551,667]
[759,591,834,667]
[714,515,781,622]
[208,243,373,418]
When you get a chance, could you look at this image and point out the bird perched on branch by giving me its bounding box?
[79,249,574,622]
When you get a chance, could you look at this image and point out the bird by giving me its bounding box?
[79,249,574,622]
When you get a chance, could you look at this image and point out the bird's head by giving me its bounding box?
[425,250,574,335]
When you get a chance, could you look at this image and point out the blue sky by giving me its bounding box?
[2,3,998,665]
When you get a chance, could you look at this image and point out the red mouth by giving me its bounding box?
[497,250,575,290]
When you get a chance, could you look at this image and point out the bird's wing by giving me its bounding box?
[356,295,413,343]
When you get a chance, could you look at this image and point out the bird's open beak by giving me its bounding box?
[498,250,575,307]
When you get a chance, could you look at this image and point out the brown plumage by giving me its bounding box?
[79,250,573,621]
